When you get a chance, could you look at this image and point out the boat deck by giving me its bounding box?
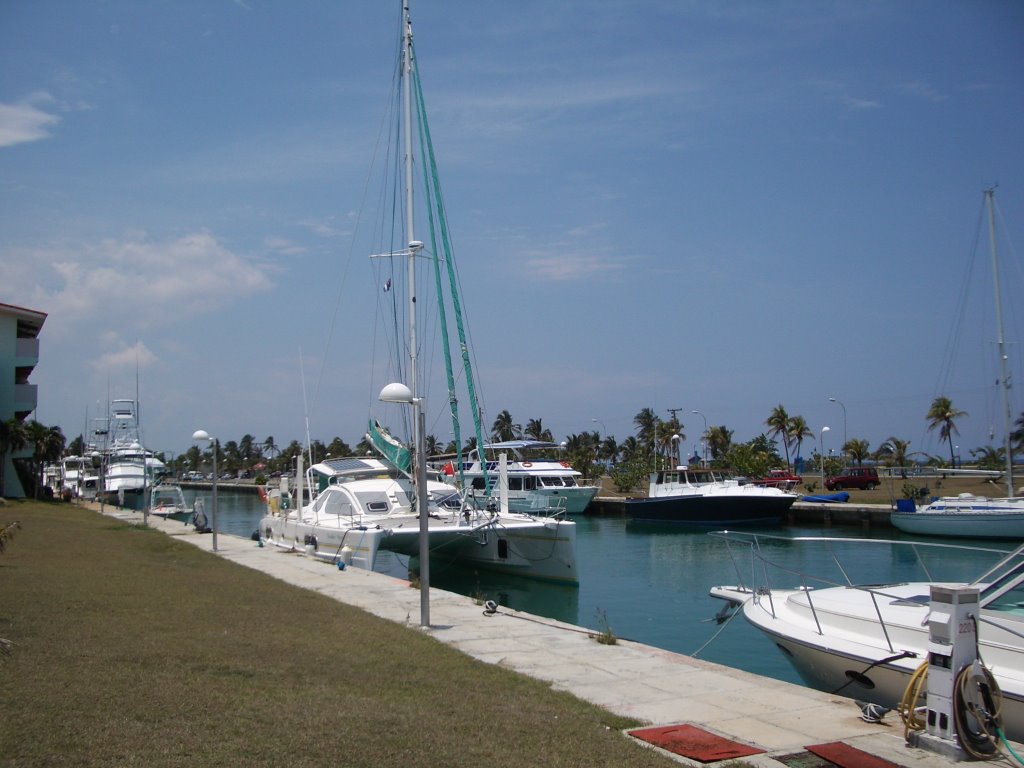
[97,502,1019,767]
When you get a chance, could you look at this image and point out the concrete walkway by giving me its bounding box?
[99,504,1018,767]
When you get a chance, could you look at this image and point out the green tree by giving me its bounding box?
[723,439,774,479]
[599,435,619,465]
[787,416,812,469]
[563,433,596,480]
[926,396,967,467]
[491,410,519,441]
[705,425,733,464]
[618,436,640,462]
[633,408,660,461]
[25,421,64,498]
[765,405,791,469]
[0,418,28,495]
[969,445,1006,471]
[876,437,911,478]
[844,438,871,465]
[1011,412,1024,456]
[325,437,353,458]
[524,418,553,442]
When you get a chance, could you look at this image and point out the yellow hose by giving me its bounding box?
[899,661,929,741]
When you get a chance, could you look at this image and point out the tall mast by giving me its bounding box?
[402,1,421,447]
[986,187,1014,497]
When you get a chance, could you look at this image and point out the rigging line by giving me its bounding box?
[412,65,488,479]
[311,41,403,428]
[412,67,463,481]
[691,598,747,658]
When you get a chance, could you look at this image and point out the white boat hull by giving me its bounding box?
[259,512,577,584]
[710,578,1024,742]
[892,496,1024,539]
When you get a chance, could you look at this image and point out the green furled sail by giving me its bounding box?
[367,419,412,476]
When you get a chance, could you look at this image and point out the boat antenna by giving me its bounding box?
[300,347,314,467]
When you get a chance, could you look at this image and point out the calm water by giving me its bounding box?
[183,488,1010,688]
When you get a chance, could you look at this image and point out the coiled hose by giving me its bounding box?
[898,659,1011,762]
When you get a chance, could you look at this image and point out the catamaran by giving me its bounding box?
[259,1,578,584]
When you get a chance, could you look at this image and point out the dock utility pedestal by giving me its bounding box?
[910,584,1002,760]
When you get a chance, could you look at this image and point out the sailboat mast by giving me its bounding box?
[397,1,417,456]
[986,187,1014,497]
[403,2,418,413]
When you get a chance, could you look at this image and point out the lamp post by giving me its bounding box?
[671,434,681,467]
[828,397,846,455]
[379,382,429,628]
[192,429,218,552]
[691,410,708,466]
[819,426,831,490]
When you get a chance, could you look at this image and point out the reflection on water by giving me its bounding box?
[185,489,1009,688]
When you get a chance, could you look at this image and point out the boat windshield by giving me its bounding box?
[981,559,1024,614]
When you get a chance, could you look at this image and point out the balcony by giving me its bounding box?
[15,337,39,366]
[13,383,37,416]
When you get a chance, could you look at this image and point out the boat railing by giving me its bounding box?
[709,531,1020,651]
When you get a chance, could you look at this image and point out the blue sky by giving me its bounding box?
[2,0,1023,464]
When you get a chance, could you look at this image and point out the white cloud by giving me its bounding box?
[264,236,306,256]
[93,340,158,372]
[0,95,62,147]
[898,81,948,103]
[524,251,626,281]
[2,231,273,338]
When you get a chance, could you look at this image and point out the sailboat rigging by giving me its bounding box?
[259,1,578,585]
[892,187,1022,538]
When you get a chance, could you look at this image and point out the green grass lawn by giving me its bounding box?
[0,502,677,767]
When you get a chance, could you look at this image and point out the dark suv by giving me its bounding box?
[825,467,880,491]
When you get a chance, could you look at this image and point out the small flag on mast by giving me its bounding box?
[383,278,392,292]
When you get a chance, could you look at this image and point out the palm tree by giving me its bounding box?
[599,435,619,465]
[926,396,967,467]
[618,436,640,462]
[26,421,64,498]
[633,408,659,455]
[969,445,1006,471]
[0,417,28,495]
[423,434,443,457]
[1011,412,1024,456]
[262,436,279,459]
[876,437,911,477]
[787,416,812,469]
[844,438,871,465]
[706,425,733,463]
[524,418,553,442]
[491,410,519,441]
[765,405,791,469]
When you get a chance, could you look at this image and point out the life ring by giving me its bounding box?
[560,461,570,468]
[522,461,533,467]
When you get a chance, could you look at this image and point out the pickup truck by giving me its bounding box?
[755,469,802,491]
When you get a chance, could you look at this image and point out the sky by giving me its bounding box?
[2,0,1023,465]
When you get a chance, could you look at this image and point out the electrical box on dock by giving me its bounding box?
[925,585,979,743]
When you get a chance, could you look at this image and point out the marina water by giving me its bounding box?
[182,489,1006,689]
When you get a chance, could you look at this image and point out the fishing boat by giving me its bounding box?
[624,466,797,526]
[892,188,1021,539]
[259,1,577,584]
[454,441,599,515]
[97,399,167,510]
[709,533,1024,745]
